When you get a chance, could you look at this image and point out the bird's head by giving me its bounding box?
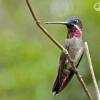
[45,16,83,38]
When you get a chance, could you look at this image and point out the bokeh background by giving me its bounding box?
[0,0,100,100]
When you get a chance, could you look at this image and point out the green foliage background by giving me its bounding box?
[0,0,100,100]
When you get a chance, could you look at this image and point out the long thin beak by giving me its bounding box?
[45,21,68,25]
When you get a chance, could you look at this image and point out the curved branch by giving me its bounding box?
[26,0,93,100]
[85,42,100,100]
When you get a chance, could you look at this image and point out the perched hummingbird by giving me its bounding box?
[45,16,84,95]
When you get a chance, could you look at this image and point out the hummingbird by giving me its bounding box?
[45,16,84,95]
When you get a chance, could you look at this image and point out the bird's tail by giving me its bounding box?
[52,69,74,95]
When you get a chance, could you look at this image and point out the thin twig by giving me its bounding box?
[85,42,100,100]
[26,0,64,51]
[26,0,93,100]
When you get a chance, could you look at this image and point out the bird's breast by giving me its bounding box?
[65,37,84,59]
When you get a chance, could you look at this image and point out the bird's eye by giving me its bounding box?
[75,20,78,23]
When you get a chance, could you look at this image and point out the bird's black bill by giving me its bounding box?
[45,21,74,28]
[45,22,67,24]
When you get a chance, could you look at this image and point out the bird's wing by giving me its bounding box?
[52,51,71,95]
[52,40,84,95]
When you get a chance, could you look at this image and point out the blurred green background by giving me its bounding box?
[0,0,100,100]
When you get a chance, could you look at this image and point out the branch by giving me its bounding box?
[85,42,100,100]
[26,0,93,100]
